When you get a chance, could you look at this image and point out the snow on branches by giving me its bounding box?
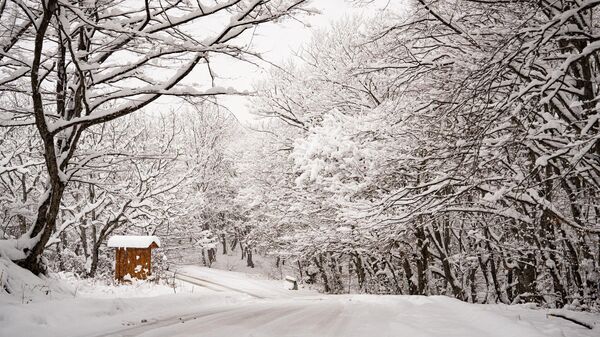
[0,0,310,274]
[246,1,600,308]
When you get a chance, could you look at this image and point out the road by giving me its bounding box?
[93,295,583,337]
[3,264,594,337]
[88,266,592,337]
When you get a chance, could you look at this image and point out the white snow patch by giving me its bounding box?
[107,235,161,248]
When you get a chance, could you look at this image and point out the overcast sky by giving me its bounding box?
[147,0,401,123]
[213,0,400,122]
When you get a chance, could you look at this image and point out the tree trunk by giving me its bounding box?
[297,260,303,280]
[314,256,330,293]
[428,221,465,300]
[208,248,216,266]
[403,257,418,295]
[87,242,101,278]
[246,248,254,268]
[477,253,491,302]
[537,210,568,307]
[16,183,66,275]
[352,253,366,289]
[221,234,227,255]
[415,225,429,294]
[15,0,68,275]
[327,253,343,293]
[79,223,89,259]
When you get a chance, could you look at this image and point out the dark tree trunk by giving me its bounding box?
[428,221,465,300]
[230,236,238,251]
[477,253,490,302]
[352,253,366,289]
[537,210,568,307]
[17,183,66,275]
[246,248,254,268]
[79,223,89,259]
[327,253,343,293]
[403,257,418,295]
[314,256,330,293]
[15,0,77,275]
[208,248,216,266]
[513,252,538,303]
[484,228,506,303]
[415,225,429,294]
[468,267,477,303]
[297,260,303,280]
[384,258,402,294]
[88,242,100,278]
[221,234,227,255]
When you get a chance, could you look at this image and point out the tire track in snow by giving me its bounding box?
[84,307,236,337]
[170,271,266,299]
[129,304,306,337]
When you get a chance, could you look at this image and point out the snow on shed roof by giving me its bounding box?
[107,235,161,248]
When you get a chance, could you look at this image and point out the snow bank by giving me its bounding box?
[0,291,233,337]
[0,257,75,302]
[0,255,179,304]
[0,236,38,260]
[0,257,45,297]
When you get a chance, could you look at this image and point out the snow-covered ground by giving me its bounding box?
[1,260,598,337]
[184,248,297,280]
[172,265,312,299]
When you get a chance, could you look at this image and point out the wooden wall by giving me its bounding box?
[115,247,153,281]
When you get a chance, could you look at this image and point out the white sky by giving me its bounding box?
[147,0,401,123]
[210,0,401,122]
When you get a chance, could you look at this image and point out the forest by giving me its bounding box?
[1,0,599,313]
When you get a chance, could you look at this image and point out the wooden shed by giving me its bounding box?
[107,235,160,282]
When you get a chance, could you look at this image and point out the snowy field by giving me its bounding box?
[1,261,598,337]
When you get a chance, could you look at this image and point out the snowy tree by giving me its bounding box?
[0,0,310,274]
[247,2,599,307]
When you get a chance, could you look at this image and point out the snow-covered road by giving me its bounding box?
[96,266,596,337]
[97,296,552,337]
[98,295,595,337]
[1,265,597,337]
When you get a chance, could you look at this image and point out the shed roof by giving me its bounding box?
[107,235,161,248]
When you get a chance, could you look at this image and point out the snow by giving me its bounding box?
[1,259,598,337]
[0,257,65,299]
[173,265,314,299]
[107,236,161,248]
[535,155,549,167]
[132,296,600,337]
[0,230,40,261]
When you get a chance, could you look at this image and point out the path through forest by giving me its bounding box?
[93,267,598,337]
[1,265,597,337]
